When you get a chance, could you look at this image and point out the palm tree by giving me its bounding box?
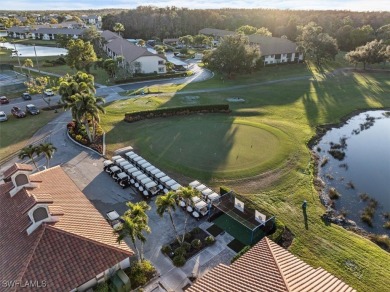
[71,93,105,142]
[59,71,95,107]
[114,216,143,260]
[38,143,57,167]
[177,186,200,243]
[113,23,125,37]
[23,58,34,76]
[115,201,151,261]
[18,145,39,169]
[156,191,182,244]
[125,201,151,261]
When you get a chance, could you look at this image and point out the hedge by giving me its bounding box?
[220,186,231,195]
[114,71,192,84]
[268,217,286,243]
[124,104,230,123]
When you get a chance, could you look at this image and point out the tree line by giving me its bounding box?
[102,7,390,47]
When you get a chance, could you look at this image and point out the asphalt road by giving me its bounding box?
[0,63,212,115]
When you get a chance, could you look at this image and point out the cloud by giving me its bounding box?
[4,0,390,11]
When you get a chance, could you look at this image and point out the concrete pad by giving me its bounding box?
[160,268,190,292]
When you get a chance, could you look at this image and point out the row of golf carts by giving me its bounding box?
[103,151,183,198]
[177,180,222,220]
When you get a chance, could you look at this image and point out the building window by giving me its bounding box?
[15,174,29,186]
[158,67,165,73]
[158,60,164,65]
[287,53,292,58]
[275,54,281,60]
[33,207,49,222]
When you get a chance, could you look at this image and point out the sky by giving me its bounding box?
[3,0,390,11]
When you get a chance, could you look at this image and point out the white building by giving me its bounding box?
[101,30,166,75]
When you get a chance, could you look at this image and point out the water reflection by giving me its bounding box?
[315,110,390,235]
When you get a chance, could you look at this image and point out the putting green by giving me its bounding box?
[128,115,293,179]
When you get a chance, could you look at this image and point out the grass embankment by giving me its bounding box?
[101,64,390,291]
[0,110,58,160]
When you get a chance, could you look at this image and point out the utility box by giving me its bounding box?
[111,270,131,292]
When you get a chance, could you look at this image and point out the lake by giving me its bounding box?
[2,42,67,57]
[315,110,390,235]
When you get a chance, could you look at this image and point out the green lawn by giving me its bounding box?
[101,67,390,291]
[0,110,58,160]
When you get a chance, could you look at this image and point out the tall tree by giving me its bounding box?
[18,145,40,169]
[237,25,258,35]
[24,76,54,108]
[66,39,97,73]
[345,39,388,69]
[255,27,272,36]
[297,22,339,65]
[59,71,95,112]
[177,187,200,243]
[70,93,105,142]
[204,34,260,78]
[23,58,33,76]
[114,201,151,262]
[103,58,118,78]
[113,22,125,37]
[156,191,182,244]
[179,35,193,47]
[38,143,57,168]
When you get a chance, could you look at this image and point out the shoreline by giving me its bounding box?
[308,107,390,252]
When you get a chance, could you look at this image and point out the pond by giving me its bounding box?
[315,110,390,235]
[1,42,67,57]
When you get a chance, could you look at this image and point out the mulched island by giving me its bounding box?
[161,227,216,267]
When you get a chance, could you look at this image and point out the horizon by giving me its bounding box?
[1,0,389,12]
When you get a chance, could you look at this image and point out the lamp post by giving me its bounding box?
[12,41,22,74]
[33,43,40,73]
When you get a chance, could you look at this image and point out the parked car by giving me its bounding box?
[0,96,9,104]
[22,93,32,100]
[11,106,26,118]
[26,104,40,115]
[44,89,54,96]
[0,111,8,122]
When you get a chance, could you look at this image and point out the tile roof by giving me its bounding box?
[248,35,298,55]
[103,32,162,64]
[199,28,236,37]
[187,237,355,292]
[0,165,133,291]
[2,163,32,179]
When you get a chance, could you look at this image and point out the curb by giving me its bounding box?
[66,129,104,157]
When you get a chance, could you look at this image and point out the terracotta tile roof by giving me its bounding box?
[188,238,355,292]
[268,240,356,292]
[2,163,33,179]
[0,165,133,291]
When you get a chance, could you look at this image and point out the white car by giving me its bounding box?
[0,111,8,122]
[44,89,54,96]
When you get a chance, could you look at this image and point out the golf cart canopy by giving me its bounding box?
[189,180,201,188]
[136,174,148,181]
[119,160,131,168]
[104,160,113,167]
[131,170,143,177]
[192,196,202,204]
[202,188,213,196]
[133,156,143,162]
[155,172,166,179]
[106,210,120,221]
[166,179,177,187]
[160,176,171,183]
[117,172,129,180]
[171,183,182,191]
[141,162,152,169]
[145,181,157,189]
[123,164,135,171]
[114,158,126,165]
[111,155,122,161]
[137,159,147,166]
[195,184,207,191]
[124,151,135,158]
[140,177,152,185]
[207,192,221,202]
[110,166,121,173]
[146,165,156,172]
[126,167,139,175]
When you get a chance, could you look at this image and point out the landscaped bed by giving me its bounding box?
[161,227,216,267]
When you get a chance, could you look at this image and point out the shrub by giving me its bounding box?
[182,241,191,251]
[184,232,192,241]
[191,227,201,235]
[174,247,187,257]
[191,239,202,250]
[205,235,216,245]
[268,218,285,243]
[383,221,390,229]
[75,134,83,142]
[67,121,75,129]
[126,260,156,289]
[369,234,390,251]
[124,104,230,123]
[95,124,104,136]
[361,213,373,227]
[173,255,186,267]
[220,186,230,195]
[231,246,251,263]
[161,245,172,254]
